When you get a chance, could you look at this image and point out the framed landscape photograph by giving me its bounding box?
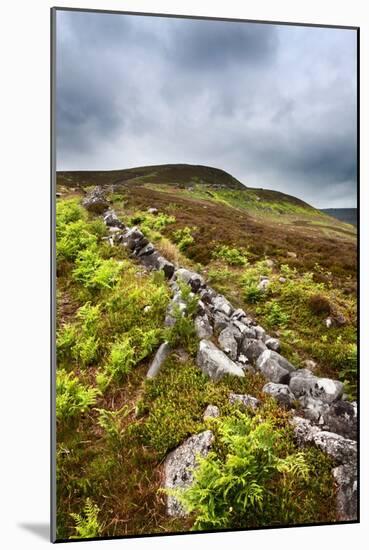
[51,7,359,543]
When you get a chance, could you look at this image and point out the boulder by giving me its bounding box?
[163,430,214,516]
[265,337,281,352]
[229,392,260,410]
[194,314,213,340]
[262,382,295,408]
[82,186,109,213]
[298,395,329,423]
[332,463,358,521]
[291,417,357,464]
[103,209,125,228]
[289,370,343,404]
[212,311,230,333]
[240,338,267,363]
[196,340,245,381]
[199,287,217,304]
[254,325,266,341]
[212,295,233,317]
[256,350,295,384]
[121,226,148,252]
[146,342,171,379]
[203,405,220,420]
[322,400,357,440]
[218,327,239,360]
[175,268,205,292]
[231,320,256,339]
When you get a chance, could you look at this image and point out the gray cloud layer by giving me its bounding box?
[56,11,357,208]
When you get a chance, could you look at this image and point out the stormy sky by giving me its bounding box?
[55,10,357,208]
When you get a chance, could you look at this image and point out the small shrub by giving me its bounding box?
[244,283,264,304]
[56,370,99,421]
[213,245,249,266]
[265,302,290,328]
[70,498,102,539]
[172,226,196,252]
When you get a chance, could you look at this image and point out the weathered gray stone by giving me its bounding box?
[195,314,213,340]
[175,268,205,292]
[212,311,230,333]
[256,350,294,383]
[298,395,329,423]
[82,186,109,213]
[199,287,217,304]
[265,337,281,352]
[240,338,267,363]
[292,417,357,464]
[231,320,256,339]
[258,278,270,291]
[136,242,156,257]
[147,207,158,214]
[229,393,260,410]
[218,327,239,360]
[263,382,295,408]
[146,342,171,379]
[322,400,357,440]
[289,370,343,404]
[103,209,125,228]
[163,430,214,516]
[196,340,245,381]
[332,463,358,521]
[203,405,220,420]
[254,325,267,341]
[212,295,234,317]
[156,256,175,279]
[121,226,148,252]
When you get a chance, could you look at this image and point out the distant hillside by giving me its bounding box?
[320,208,357,226]
[57,163,246,191]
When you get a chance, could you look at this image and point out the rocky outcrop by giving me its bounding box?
[332,463,358,521]
[163,430,214,517]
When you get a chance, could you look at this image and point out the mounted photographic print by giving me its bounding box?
[51,7,359,542]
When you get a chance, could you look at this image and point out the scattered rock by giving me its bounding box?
[298,395,329,423]
[147,207,158,214]
[287,251,297,259]
[196,340,245,381]
[265,337,280,352]
[254,325,266,341]
[258,278,270,291]
[279,277,286,283]
[262,382,295,408]
[265,259,274,268]
[194,314,213,340]
[203,405,220,420]
[163,430,214,516]
[229,393,260,410]
[332,463,358,521]
[325,317,333,328]
[146,342,171,378]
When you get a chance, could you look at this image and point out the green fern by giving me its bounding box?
[70,498,102,539]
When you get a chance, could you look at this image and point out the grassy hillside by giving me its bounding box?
[55,165,357,539]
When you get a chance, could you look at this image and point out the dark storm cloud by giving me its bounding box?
[56,11,357,208]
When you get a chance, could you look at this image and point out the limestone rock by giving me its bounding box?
[103,209,125,228]
[332,463,358,521]
[265,337,281,352]
[218,327,239,360]
[229,392,260,410]
[82,186,109,213]
[322,400,357,440]
[175,268,205,292]
[163,430,214,516]
[262,382,295,408]
[203,405,220,420]
[196,340,245,381]
[194,314,213,340]
[256,350,295,384]
[146,342,171,379]
[212,295,234,317]
[240,338,267,363]
[289,370,343,404]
